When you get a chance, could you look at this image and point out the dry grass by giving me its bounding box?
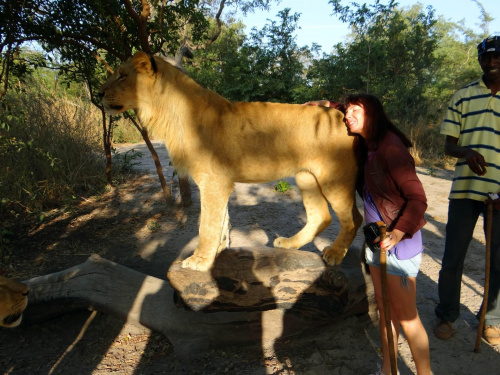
[0,85,106,225]
[113,118,143,144]
[401,117,445,168]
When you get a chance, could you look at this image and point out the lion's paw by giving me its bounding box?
[181,255,213,272]
[273,237,298,249]
[322,246,345,266]
[273,237,285,248]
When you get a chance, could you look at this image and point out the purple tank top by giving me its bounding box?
[363,186,423,260]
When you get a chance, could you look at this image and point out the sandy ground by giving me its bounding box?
[1,140,499,375]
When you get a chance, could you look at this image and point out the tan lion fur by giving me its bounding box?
[0,276,29,328]
[99,51,362,271]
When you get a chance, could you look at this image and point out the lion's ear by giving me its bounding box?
[132,51,156,75]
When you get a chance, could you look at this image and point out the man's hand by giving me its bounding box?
[464,148,488,176]
[486,194,500,210]
[444,136,489,176]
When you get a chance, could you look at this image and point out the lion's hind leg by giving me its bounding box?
[273,171,331,250]
[321,183,362,265]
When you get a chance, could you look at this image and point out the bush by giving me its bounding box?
[0,82,106,225]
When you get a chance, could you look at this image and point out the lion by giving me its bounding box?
[99,51,362,271]
[0,276,29,328]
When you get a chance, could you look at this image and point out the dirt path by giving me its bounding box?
[1,141,499,374]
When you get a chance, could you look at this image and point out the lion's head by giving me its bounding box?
[98,52,158,115]
[0,276,29,328]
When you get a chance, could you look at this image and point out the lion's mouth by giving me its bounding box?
[3,313,22,326]
[103,104,125,114]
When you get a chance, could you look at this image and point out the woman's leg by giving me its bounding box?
[389,275,431,375]
[369,265,400,375]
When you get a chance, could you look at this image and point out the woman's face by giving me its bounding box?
[345,103,367,138]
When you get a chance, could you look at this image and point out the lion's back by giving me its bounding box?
[209,102,355,182]
[224,102,351,155]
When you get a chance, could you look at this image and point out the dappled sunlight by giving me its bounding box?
[127,276,165,322]
[232,180,302,205]
[230,228,269,247]
[461,273,486,306]
[422,221,445,239]
[7,156,500,374]
[49,311,98,375]
[136,238,168,260]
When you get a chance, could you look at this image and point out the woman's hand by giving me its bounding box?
[302,100,346,112]
[380,229,405,251]
[302,100,331,107]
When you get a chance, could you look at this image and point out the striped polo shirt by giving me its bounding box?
[440,76,500,201]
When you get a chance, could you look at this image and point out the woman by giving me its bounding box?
[344,93,430,375]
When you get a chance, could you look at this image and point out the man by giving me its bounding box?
[434,36,500,344]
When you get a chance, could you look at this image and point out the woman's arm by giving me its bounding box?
[384,143,427,237]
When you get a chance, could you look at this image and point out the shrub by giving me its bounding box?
[0,81,105,225]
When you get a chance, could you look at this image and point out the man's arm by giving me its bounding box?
[444,135,489,176]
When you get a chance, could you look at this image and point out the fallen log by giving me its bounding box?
[23,247,369,357]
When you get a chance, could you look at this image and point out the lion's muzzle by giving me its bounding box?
[3,312,22,327]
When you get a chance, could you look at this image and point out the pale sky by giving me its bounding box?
[237,0,500,52]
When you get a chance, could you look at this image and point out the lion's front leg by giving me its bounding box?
[217,206,230,254]
[181,181,233,272]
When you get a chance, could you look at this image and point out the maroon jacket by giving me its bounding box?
[364,131,427,239]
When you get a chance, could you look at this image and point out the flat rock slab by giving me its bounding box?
[167,246,369,319]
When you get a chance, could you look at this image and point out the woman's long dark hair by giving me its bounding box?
[343,93,413,191]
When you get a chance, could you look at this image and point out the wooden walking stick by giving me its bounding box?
[474,200,494,353]
[379,224,398,374]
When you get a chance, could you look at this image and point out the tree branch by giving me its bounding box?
[140,0,151,20]
[92,52,115,74]
[121,0,151,53]
[192,0,226,51]
[124,112,174,204]
[121,0,142,24]
[0,44,12,100]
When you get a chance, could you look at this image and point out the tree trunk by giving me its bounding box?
[140,127,174,205]
[126,113,192,206]
[178,175,192,206]
[101,111,113,186]
[23,247,369,357]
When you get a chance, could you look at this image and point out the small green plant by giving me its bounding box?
[147,220,161,231]
[275,180,292,193]
[427,166,437,177]
[113,148,144,173]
